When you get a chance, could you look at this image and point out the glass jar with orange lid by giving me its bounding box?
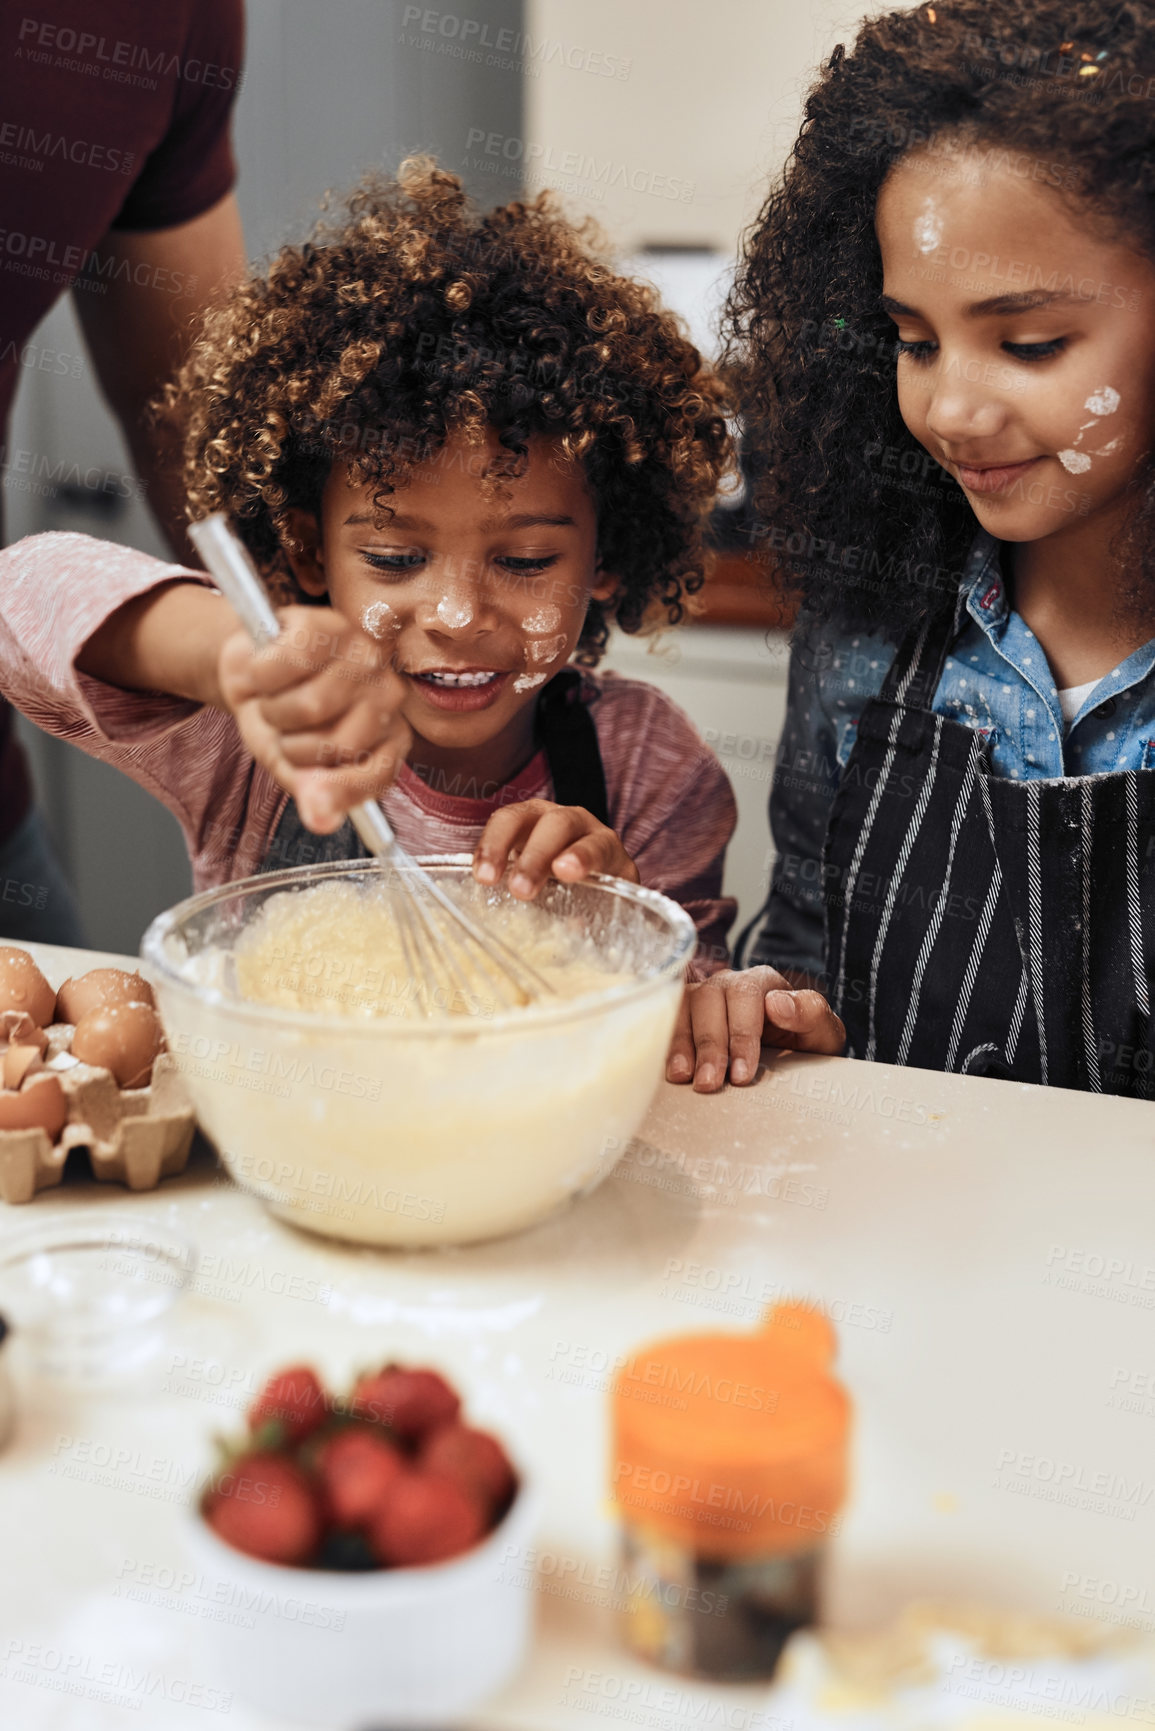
[610,1303,850,1681]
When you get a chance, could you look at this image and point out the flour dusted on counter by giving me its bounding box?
[766,1601,1150,1730]
[232,878,635,1019]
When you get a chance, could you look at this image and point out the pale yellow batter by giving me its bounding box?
[233,879,634,1020]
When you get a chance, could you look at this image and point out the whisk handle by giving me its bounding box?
[348,801,400,855]
[189,513,281,646]
[189,512,402,856]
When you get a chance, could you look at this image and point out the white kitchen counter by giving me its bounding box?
[1,943,1154,1730]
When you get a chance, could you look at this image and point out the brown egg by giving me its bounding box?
[0,1072,66,1138]
[55,967,155,1024]
[71,1002,165,1088]
[0,946,55,1026]
[0,1010,46,1050]
[2,1043,43,1090]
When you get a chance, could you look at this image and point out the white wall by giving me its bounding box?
[523,0,904,254]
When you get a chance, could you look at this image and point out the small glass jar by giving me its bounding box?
[0,1213,195,1382]
[611,1303,849,1682]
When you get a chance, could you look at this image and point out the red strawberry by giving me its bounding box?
[418,1423,515,1513]
[316,1426,404,1529]
[369,1468,486,1567]
[351,1366,460,1440]
[248,1365,327,1443]
[205,1453,321,1565]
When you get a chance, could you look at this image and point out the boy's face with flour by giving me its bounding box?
[875,147,1155,553]
[285,429,617,790]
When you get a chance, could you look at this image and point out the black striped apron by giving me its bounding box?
[259,666,610,876]
[823,597,1155,1097]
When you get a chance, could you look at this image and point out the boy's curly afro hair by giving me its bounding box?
[724,0,1155,637]
[173,158,732,661]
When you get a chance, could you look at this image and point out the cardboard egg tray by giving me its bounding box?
[0,1030,196,1205]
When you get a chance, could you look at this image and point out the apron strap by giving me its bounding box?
[879,585,969,712]
[535,668,610,826]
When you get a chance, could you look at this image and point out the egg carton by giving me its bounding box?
[0,1049,196,1204]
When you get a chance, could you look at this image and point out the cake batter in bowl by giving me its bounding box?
[140,859,694,1246]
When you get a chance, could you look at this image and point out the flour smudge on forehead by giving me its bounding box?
[912,197,943,255]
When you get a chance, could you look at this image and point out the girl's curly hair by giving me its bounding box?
[724,0,1155,637]
[172,158,732,660]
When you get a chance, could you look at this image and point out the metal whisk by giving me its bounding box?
[188,513,554,1014]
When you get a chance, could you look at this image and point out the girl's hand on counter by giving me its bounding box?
[666,966,847,1092]
[218,606,412,833]
[473,800,640,899]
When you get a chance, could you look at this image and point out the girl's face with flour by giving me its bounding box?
[875,147,1155,554]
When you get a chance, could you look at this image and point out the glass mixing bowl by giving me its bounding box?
[140,859,694,1247]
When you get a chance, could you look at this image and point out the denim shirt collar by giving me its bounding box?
[962,531,1008,634]
[961,530,1155,730]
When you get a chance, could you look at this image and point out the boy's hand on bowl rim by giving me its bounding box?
[473,799,639,900]
[667,965,847,1093]
[218,605,412,834]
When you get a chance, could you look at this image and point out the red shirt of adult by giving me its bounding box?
[0,0,243,839]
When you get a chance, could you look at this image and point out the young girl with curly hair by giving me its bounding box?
[671,0,1155,1095]
[0,160,739,966]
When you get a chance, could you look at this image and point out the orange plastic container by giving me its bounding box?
[611,1303,850,1679]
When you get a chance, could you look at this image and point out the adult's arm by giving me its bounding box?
[72,192,246,563]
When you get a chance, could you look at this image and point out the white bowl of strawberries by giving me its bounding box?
[186,1360,537,1728]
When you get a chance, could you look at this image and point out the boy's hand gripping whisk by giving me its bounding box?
[189,513,554,1013]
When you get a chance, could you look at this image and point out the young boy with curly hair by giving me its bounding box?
[0,160,737,965]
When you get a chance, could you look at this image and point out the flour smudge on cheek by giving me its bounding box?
[522,605,562,635]
[1056,386,1121,474]
[511,592,573,690]
[361,600,398,640]
[1084,386,1120,418]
